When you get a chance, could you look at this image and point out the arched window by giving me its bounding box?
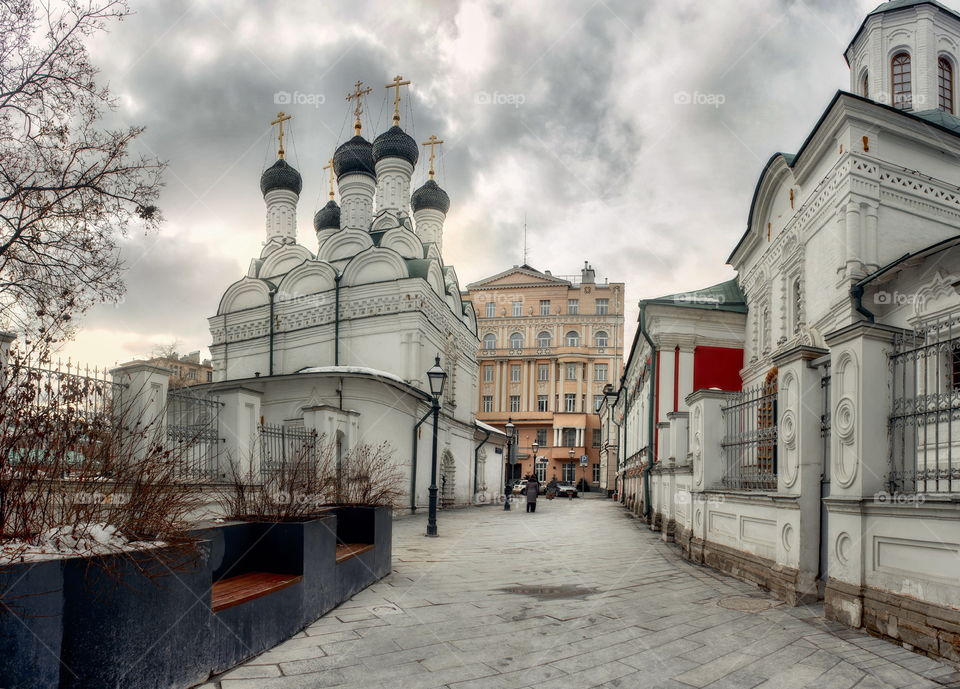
[509,332,523,349]
[861,70,869,98]
[892,52,912,110]
[537,331,552,348]
[566,330,580,347]
[483,333,496,350]
[595,330,609,347]
[940,56,954,113]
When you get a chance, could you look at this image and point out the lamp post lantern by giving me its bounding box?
[425,356,446,537]
[532,441,539,481]
[569,447,576,491]
[503,418,515,511]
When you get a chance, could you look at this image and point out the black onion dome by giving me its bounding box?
[372,125,419,166]
[313,200,340,231]
[333,135,376,179]
[260,158,302,195]
[411,179,450,214]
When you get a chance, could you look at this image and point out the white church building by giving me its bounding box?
[199,84,504,512]
[613,0,960,662]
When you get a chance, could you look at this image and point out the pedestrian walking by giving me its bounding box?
[525,475,541,513]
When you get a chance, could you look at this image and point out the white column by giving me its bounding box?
[264,188,298,244]
[338,173,376,230]
[217,386,264,476]
[374,158,413,214]
[110,363,171,461]
[844,200,862,276]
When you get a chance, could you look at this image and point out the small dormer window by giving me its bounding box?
[892,52,912,110]
[939,56,954,113]
[861,71,869,98]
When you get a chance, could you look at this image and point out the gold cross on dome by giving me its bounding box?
[346,80,372,135]
[270,111,292,159]
[386,75,411,125]
[322,157,335,199]
[421,135,444,179]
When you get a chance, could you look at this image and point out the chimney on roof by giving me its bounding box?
[581,261,595,284]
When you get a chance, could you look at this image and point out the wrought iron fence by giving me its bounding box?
[259,423,320,479]
[890,312,960,493]
[166,387,225,481]
[721,381,778,490]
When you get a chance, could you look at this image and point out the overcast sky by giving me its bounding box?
[62,0,883,365]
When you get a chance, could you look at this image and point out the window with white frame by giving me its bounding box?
[537,363,549,381]
[510,364,521,382]
[592,463,600,482]
[566,330,580,347]
[485,301,495,318]
[596,299,609,315]
[564,394,576,412]
[537,395,549,412]
[483,365,494,382]
[562,427,577,445]
[512,301,522,317]
[592,429,601,447]
[539,300,550,316]
[595,331,609,348]
[483,333,496,350]
[510,395,521,412]
[510,332,523,349]
[566,363,578,380]
[594,363,608,381]
[940,56,954,113]
[892,51,912,110]
[536,428,547,446]
[482,395,493,412]
[568,299,579,314]
[593,394,604,411]
[562,462,576,482]
[537,331,551,348]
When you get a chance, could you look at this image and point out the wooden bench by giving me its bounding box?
[211,572,303,612]
[336,543,374,563]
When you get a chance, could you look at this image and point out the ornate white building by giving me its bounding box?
[204,89,503,511]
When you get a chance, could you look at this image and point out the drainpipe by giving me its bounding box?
[473,426,491,502]
[639,303,656,518]
[620,376,627,504]
[334,273,343,366]
[410,405,433,513]
[268,289,276,376]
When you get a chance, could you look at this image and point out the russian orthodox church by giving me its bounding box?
[206,80,501,511]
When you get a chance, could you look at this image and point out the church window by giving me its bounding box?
[510,332,523,349]
[566,330,580,347]
[595,331,609,348]
[511,301,522,317]
[483,365,494,382]
[596,298,609,315]
[537,395,549,411]
[539,300,550,315]
[595,363,608,381]
[892,52,912,110]
[565,394,577,413]
[861,70,868,98]
[485,301,495,318]
[940,56,954,113]
[510,364,521,382]
[483,333,496,350]
[482,395,493,412]
[537,363,550,381]
[537,331,552,348]
[566,363,578,380]
[510,395,521,412]
[568,299,579,314]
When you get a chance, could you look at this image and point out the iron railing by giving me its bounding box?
[721,382,778,490]
[259,423,320,478]
[166,387,224,481]
[890,313,960,493]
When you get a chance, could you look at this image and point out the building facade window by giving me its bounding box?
[596,298,609,315]
[592,428,602,447]
[940,56,954,113]
[566,363,578,380]
[595,331,609,348]
[593,394,604,411]
[564,394,577,413]
[537,331,551,348]
[861,70,869,98]
[536,428,548,446]
[485,301,495,318]
[512,301,522,317]
[483,365,494,382]
[562,427,577,445]
[566,330,580,347]
[482,395,493,412]
[594,363,608,380]
[510,332,523,349]
[537,363,549,381]
[483,333,496,350]
[537,395,549,411]
[536,465,546,482]
[568,299,579,314]
[562,462,576,482]
[510,364,521,382]
[892,51,912,110]
[592,463,600,482]
[510,395,521,412]
[539,300,550,316]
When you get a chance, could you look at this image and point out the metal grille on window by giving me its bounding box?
[721,374,778,490]
[890,313,960,493]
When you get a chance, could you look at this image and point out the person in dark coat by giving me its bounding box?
[525,476,541,513]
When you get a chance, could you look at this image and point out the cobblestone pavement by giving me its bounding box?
[201,495,960,689]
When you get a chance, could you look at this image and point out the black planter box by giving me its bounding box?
[0,558,65,689]
[332,506,392,601]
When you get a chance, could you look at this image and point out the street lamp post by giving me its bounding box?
[532,441,539,481]
[503,418,515,511]
[425,356,447,537]
[569,447,576,495]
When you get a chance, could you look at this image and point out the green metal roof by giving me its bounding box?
[913,108,960,134]
[641,278,747,314]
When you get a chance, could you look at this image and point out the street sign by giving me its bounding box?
[580,455,588,466]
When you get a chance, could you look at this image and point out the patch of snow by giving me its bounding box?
[0,523,166,564]
[296,365,410,387]
[476,420,507,436]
